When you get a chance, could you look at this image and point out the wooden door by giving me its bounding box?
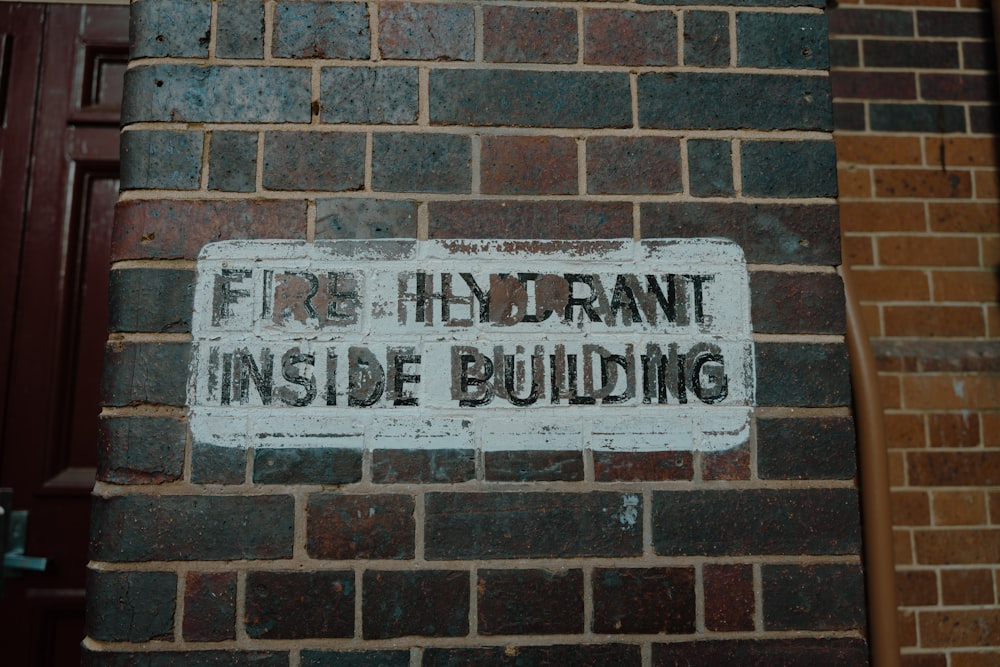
[0,3,127,663]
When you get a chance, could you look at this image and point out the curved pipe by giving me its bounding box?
[839,265,900,667]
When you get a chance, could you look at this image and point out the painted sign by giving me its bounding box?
[189,239,754,451]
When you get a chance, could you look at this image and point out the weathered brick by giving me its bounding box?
[316,199,417,239]
[484,6,576,64]
[921,73,998,101]
[869,103,966,133]
[941,569,995,605]
[216,0,264,59]
[917,9,993,38]
[884,305,985,337]
[430,201,632,239]
[372,133,470,193]
[301,651,410,667]
[430,70,631,129]
[97,416,185,484]
[484,451,584,482]
[891,491,931,526]
[702,441,751,481]
[864,40,960,69]
[933,490,987,525]
[827,8,914,36]
[737,12,828,69]
[920,609,1000,648]
[379,2,473,61]
[914,528,1000,564]
[584,9,678,66]
[762,564,866,630]
[425,492,643,559]
[321,67,418,125]
[263,132,365,191]
[896,569,937,606]
[245,571,354,639]
[272,0,369,59]
[371,449,475,483]
[82,649,288,667]
[363,570,469,639]
[481,135,577,195]
[684,11,729,67]
[478,569,583,635]
[928,412,980,447]
[86,569,176,642]
[878,234,980,266]
[253,448,362,485]
[190,442,247,485]
[639,73,832,130]
[688,139,733,197]
[208,131,257,193]
[593,451,694,482]
[183,572,236,642]
[755,342,851,407]
[122,65,311,123]
[653,489,862,556]
[908,451,1000,486]
[307,493,414,560]
[704,564,754,631]
[741,140,838,198]
[593,567,695,634]
[757,416,858,480]
[121,130,203,191]
[112,199,307,260]
[90,494,294,561]
[425,645,641,667]
[829,38,859,67]
[652,638,870,666]
[750,271,846,335]
[130,0,211,59]
[108,268,193,333]
[587,136,682,195]
[833,101,866,130]
[875,167,973,198]
[833,72,917,100]
[101,342,190,406]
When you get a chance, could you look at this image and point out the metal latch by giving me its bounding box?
[0,489,48,597]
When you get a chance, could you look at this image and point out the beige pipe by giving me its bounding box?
[839,265,900,667]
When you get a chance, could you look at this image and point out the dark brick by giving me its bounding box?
[379,2,473,61]
[587,136,682,194]
[431,201,632,239]
[585,9,678,66]
[702,441,751,480]
[652,489,862,556]
[372,449,475,483]
[869,103,966,133]
[741,140,838,198]
[307,493,414,560]
[208,131,257,193]
[101,342,189,406]
[321,67,418,124]
[750,271,846,334]
[190,442,247,485]
[108,268,193,333]
[372,133,470,193]
[246,571,354,639]
[97,416,185,484]
[253,448,362,484]
[363,570,469,639]
[430,70,631,129]
[86,570,176,642]
[425,492,643,559]
[90,494,294,561]
[112,199,307,261]
[755,342,851,407]
[737,12,828,69]
[424,645,641,667]
[704,564,754,631]
[216,0,264,59]
[301,651,410,667]
[833,102,866,131]
[121,130,203,191]
[82,650,288,667]
[864,40,959,69]
[652,638,870,667]
[478,569,583,635]
[688,138,733,197]
[921,73,998,101]
[484,6,576,64]
[273,0,369,59]
[917,10,993,39]
[684,11,729,67]
[122,65,311,123]
[639,73,831,130]
[758,416,858,480]
[963,41,996,70]
[183,572,236,642]
[481,135,577,195]
[130,0,211,58]
[831,71,917,100]
[263,132,365,191]
[827,8,914,37]
[970,104,999,134]
[641,203,841,265]
[828,39,859,68]
[762,563,866,631]
[642,0,822,5]
[316,199,417,239]
[593,451,694,482]
[907,451,1000,486]
[593,567,695,634]
[485,451,584,482]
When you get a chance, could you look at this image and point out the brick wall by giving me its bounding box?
[87,1,866,664]
[829,2,1000,666]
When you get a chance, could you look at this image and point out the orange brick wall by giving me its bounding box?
[830,3,1000,665]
